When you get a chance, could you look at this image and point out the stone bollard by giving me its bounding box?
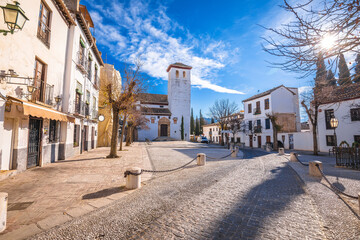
[266,146,272,152]
[309,161,323,177]
[278,148,285,155]
[197,153,206,166]
[125,167,141,189]
[289,152,298,162]
[0,192,8,233]
[231,147,238,158]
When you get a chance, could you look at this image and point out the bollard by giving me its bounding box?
[0,192,8,233]
[309,161,323,177]
[231,147,238,158]
[289,152,298,162]
[278,148,285,155]
[266,146,272,152]
[358,192,360,214]
[125,167,141,189]
[197,153,206,166]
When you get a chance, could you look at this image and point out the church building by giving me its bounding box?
[136,63,191,141]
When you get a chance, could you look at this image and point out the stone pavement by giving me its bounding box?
[282,152,360,240]
[31,144,326,239]
[0,142,152,239]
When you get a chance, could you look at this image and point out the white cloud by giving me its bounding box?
[86,0,244,94]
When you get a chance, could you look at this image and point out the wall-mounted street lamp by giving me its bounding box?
[330,117,339,146]
[0,1,29,36]
[54,96,62,104]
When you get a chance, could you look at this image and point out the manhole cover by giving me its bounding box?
[8,202,34,211]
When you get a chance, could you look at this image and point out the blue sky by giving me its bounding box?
[82,0,312,120]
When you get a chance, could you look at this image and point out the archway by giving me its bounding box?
[158,117,170,137]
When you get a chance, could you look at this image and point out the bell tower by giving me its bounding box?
[166,63,192,140]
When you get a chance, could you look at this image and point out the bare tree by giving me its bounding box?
[101,61,144,158]
[209,99,238,146]
[224,113,244,148]
[262,0,360,78]
[125,108,149,146]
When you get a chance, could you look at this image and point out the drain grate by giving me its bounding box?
[8,202,34,211]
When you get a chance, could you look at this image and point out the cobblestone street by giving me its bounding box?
[30,142,331,240]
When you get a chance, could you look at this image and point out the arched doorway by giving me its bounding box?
[158,117,170,137]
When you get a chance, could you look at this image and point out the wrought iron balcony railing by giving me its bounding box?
[253,108,261,115]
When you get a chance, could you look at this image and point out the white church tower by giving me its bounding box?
[167,63,192,141]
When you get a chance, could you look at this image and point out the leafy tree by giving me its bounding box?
[199,110,205,134]
[190,108,195,135]
[326,70,337,86]
[209,99,238,146]
[338,53,351,86]
[180,116,184,140]
[195,117,200,136]
[315,54,326,87]
[353,54,360,83]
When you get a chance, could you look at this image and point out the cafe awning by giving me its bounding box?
[7,96,75,123]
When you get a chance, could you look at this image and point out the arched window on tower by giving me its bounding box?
[176,70,179,78]
[183,71,186,78]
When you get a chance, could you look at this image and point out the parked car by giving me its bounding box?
[201,136,209,144]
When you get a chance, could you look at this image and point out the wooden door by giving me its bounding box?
[160,124,168,136]
[249,135,253,148]
[257,136,262,148]
[27,118,42,168]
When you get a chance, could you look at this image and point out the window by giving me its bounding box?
[266,136,271,143]
[37,1,51,46]
[183,71,186,78]
[248,103,252,113]
[79,38,86,66]
[237,137,240,143]
[94,64,99,87]
[264,98,270,110]
[325,109,335,129]
[248,121,252,131]
[33,59,47,103]
[265,118,270,129]
[151,117,155,124]
[49,120,58,143]
[350,108,360,121]
[173,118,178,124]
[74,124,80,147]
[216,136,218,142]
[160,105,164,108]
[354,135,360,143]
[87,56,93,80]
[176,70,179,78]
[255,101,261,114]
[326,135,336,146]
[257,119,261,127]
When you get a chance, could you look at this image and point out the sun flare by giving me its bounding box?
[321,34,336,50]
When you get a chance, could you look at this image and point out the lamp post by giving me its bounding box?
[330,117,339,146]
[0,1,28,36]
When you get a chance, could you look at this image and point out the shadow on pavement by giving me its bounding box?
[82,186,127,200]
[55,156,107,163]
[209,164,306,239]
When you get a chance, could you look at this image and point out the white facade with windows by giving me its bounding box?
[203,123,221,143]
[317,98,360,152]
[241,85,301,149]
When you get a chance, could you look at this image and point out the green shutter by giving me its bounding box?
[80,38,85,48]
[89,54,93,61]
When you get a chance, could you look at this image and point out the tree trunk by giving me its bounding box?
[273,128,278,151]
[119,114,127,151]
[312,105,319,155]
[107,107,119,158]
[126,126,132,146]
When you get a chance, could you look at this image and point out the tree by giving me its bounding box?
[354,54,360,83]
[180,116,184,140]
[265,113,282,151]
[101,61,144,158]
[209,99,238,146]
[315,54,327,87]
[199,110,205,134]
[211,118,215,124]
[125,108,149,146]
[195,117,200,136]
[190,108,195,135]
[262,0,360,79]
[326,70,337,86]
[224,114,244,147]
[338,53,351,86]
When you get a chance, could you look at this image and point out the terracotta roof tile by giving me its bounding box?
[138,93,168,104]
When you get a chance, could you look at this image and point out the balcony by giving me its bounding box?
[76,51,87,74]
[254,126,262,133]
[253,108,261,115]
[74,99,85,115]
[32,82,54,106]
[84,103,90,116]
[87,68,92,81]
[37,24,51,47]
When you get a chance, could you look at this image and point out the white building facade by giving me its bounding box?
[241,85,301,149]
[0,0,103,174]
[203,123,221,143]
[137,63,191,141]
[316,84,360,152]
